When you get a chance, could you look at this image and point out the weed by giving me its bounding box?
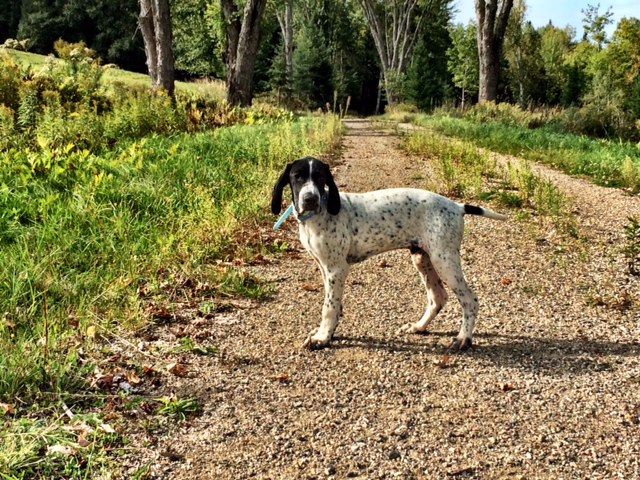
[157,397,200,421]
[172,337,218,356]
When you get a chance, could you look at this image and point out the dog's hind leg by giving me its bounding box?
[429,247,478,351]
[398,248,448,335]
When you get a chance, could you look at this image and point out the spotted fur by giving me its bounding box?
[271,157,507,350]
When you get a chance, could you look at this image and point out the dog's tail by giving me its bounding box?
[462,204,508,221]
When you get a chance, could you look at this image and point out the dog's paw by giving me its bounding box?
[448,337,473,351]
[302,332,331,350]
[396,323,428,335]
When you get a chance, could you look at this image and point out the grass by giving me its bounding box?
[0,114,342,478]
[4,48,225,100]
[410,114,640,193]
[403,128,577,235]
[0,115,341,402]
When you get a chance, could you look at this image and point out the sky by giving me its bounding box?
[452,0,639,38]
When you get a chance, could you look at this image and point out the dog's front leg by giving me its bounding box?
[303,264,348,350]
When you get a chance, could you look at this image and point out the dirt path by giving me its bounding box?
[130,119,640,479]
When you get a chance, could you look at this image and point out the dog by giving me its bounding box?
[271,157,506,350]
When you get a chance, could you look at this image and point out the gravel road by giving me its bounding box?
[128,119,640,480]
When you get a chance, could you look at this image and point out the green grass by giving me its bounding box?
[4,48,225,100]
[0,115,341,403]
[403,128,576,235]
[0,114,341,479]
[410,114,640,193]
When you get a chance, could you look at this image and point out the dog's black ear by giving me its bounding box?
[322,162,341,215]
[271,163,292,215]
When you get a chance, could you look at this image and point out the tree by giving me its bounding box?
[447,22,478,109]
[358,0,443,105]
[221,0,268,106]
[138,0,176,95]
[504,2,544,106]
[539,22,574,105]
[171,0,225,78]
[475,0,514,102]
[275,0,294,101]
[405,0,454,110]
[581,3,613,49]
[18,0,146,72]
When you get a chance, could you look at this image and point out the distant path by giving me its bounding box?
[129,119,640,480]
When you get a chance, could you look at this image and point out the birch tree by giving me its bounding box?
[358,0,441,105]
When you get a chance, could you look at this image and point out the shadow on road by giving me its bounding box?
[331,332,640,375]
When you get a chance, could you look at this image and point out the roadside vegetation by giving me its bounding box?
[384,103,640,195]
[402,127,577,236]
[0,42,341,480]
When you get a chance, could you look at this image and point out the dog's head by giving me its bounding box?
[271,157,341,217]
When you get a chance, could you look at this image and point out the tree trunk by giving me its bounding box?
[276,0,294,102]
[359,0,425,107]
[152,0,175,96]
[139,0,158,84]
[475,0,513,103]
[138,0,175,96]
[222,0,268,107]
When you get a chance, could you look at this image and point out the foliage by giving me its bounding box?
[414,113,640,192]
[447,22,479,104]
[17,0,146,72]
[581,3,614,49]
[171,0,225,78]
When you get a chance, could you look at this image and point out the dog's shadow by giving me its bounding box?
[330,332,640,376]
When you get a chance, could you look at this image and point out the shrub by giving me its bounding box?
[0,53,21,111]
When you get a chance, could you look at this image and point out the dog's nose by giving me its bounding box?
[302,193,319,210]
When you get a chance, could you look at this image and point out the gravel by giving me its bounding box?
[123,119,640,479]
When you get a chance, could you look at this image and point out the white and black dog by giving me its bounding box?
[271,157,506,350]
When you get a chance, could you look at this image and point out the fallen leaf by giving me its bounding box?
[379,260,390,268]
[168,363,189,377]
[47,445,75,456]
[433,355,456,369]
[501,383,517,392]
[500,277,513,286]
[99,423,115,434]
[86,325,96,338]
[127,372,142,385]
[77,434,90,448]
[94,374,114,389]
[301,283,319,292]
[0,403,15,415]
[273,373,291,384]
[142,365,156,376]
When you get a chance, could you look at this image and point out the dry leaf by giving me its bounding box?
[127,372,142,385]
[273,373,291,384]
[77,434,90,448]
[86,325,96,338]
[95,374,114,389]
[433,355,455,369]
[379,260,390,268]
[99,423,115,434]
[0,402,15,415]
[301,283,319,292]
[47,445,75,456]
[500,277,513,286]
[501,383,517,392]
[168,363,189,377]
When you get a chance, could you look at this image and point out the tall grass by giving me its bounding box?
[404,129,576,234]
[411,114,640,193]
[0,115,341,404]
